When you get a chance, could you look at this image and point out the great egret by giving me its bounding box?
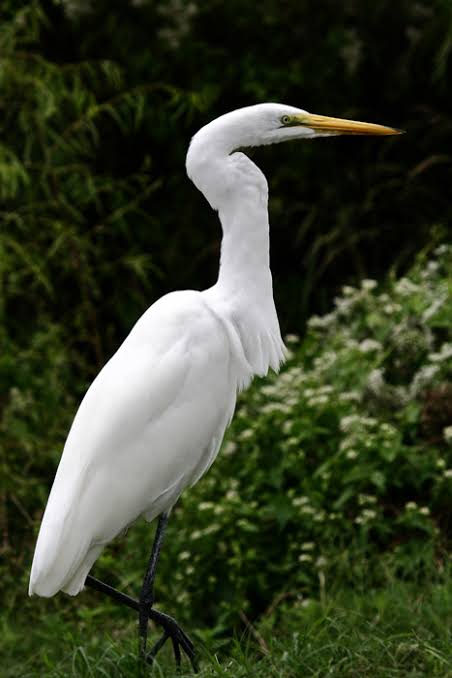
[29,104,400,669]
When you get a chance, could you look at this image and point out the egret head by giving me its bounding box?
[186,103,401,210]
[189,103,401,156]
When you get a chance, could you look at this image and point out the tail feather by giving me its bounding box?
[60,544,104,596]
[29,517,90,597]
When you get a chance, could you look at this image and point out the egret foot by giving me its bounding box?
[85,512,198,672]
[143,606,197,670]
[85,576,198,671]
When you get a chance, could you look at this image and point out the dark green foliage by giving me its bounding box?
[1,2,452,675]
[2,1,452,332]
[46,0,452,325]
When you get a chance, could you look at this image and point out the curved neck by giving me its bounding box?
[187,141,285,376]
[216,157,272,301]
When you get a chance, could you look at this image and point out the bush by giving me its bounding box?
[137,243,452,629]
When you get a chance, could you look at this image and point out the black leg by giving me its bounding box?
[84,512,198,672]
[85,575,140,612]
[139,511,169,657]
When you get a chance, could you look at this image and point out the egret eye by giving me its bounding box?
[281,115,292,125]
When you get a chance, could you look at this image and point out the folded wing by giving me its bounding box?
[29,291,237,597]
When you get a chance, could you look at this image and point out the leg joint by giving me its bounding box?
[140,592,154,609]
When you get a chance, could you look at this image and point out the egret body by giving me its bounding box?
[29,104,400,668]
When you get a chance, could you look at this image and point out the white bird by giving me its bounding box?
[29,103,400,668]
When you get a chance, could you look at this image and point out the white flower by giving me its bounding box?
[203,524,220,536]
[288,366,304,379]
[313,512,325,522]
[285,333,300,344]
[319,385,334,394]
[380,423,397,437]
[342,285,356,296]
[429,343,452,364]
[298,553,313,562]
[383,303,401,314]
[282,421,293,434]
[315,556,328,568]
[358,494,377,505]
[307,315,322,328]
[178,551,191,561]
[261,384,278,396]
[223,441,237,456]
[422,295,447,321]
[434,244,449,256]
[199,501,214,511]
[262,402,282,415]
[395,277,420,296]
[419,507,430,516]
[444,469,452,479]
[334,296,354,314]
[307,394,329,407]
[359,338,382,353]
[301,542,315,551]
[361,279,377,291]
[313,351,337,369]
[293,496,309,507]
[340,414,360,432]
[367,368,385,393]
[307,313,335,330]
[346,449,358,460]
[410,364,439,396]
[443,426,452,443]
[405,501,418,510]
[340,438,355,451]
[383,302,402,315]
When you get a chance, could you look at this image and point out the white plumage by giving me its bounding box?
[29,103,399,600]
[30,291,244,596]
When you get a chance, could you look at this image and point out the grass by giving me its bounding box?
[2,573,451,677]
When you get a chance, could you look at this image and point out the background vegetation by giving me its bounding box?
[1,1,451,676]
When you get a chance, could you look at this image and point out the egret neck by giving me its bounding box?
[187,133,286,380]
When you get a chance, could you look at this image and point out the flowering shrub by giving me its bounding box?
[147,244,452,627]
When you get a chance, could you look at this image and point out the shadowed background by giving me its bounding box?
[1,1,451,675]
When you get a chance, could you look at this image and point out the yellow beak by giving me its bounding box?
[293,113,403,136]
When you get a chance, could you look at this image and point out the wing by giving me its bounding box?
[29,290,237,597]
